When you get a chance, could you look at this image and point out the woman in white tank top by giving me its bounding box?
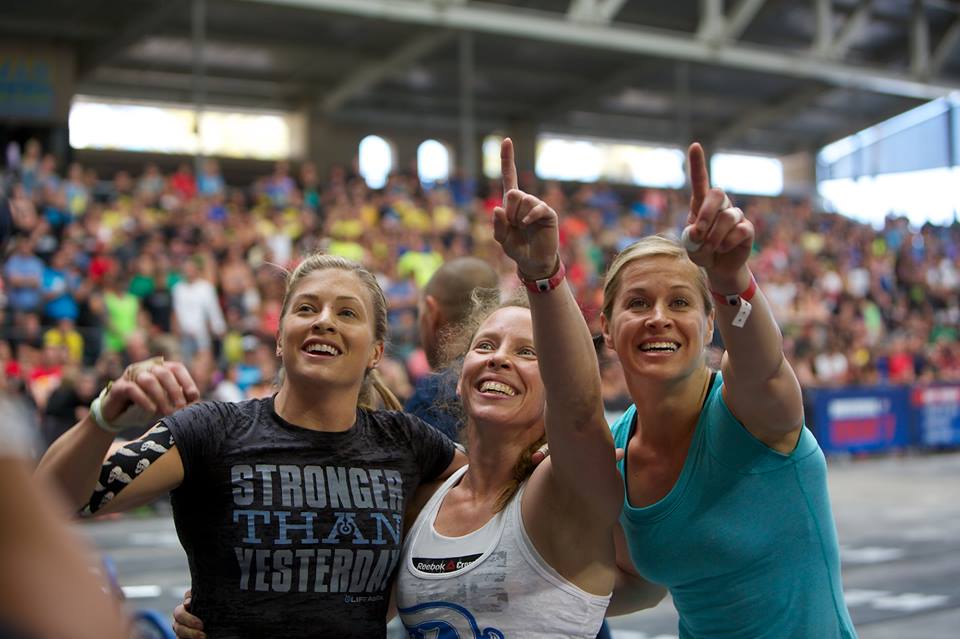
[394,140,663,637]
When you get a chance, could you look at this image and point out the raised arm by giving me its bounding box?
[493,138,621,519]
[36,358,200,514]
[683,143,803,452]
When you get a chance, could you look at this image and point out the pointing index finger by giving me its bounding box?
[501,137,519,202]
[687,142,710,222]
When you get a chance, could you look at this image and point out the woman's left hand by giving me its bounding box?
[682,143,755,284]
[492,138,560,280]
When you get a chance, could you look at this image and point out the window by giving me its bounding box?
[819,168,959,228]
[535,134,685,187]
[358,135,394,189]
[417,139,451,185]
[68,96,302,160]
[710,153,783,196]
[482,135,503,179]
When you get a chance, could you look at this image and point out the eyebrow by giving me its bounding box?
[293,293,366,305]
[623,284,697,295]
[473,330,534,345]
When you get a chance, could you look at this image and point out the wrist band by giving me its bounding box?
[518,257,565,294]
[711,275,757,328]
[711,275,757,306]
[90,381,160,434]
[90,383,125,433]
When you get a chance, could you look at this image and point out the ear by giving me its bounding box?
[600,313,615,350]
[424,294,442,330]
[705,307,716,345]
[367,341,384,370]
[275,330,282,358]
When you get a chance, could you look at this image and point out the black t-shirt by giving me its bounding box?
[164,397,455,638]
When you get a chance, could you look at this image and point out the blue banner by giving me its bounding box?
[0,54,54,119]
[911,385,960,447]
[808,386,911,454]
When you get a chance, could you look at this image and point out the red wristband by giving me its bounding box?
[519,258,565,293]
[711,275,757,306]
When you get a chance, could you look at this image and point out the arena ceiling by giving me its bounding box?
[7,0,960,156]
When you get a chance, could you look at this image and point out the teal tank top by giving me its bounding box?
[610,373,857,638]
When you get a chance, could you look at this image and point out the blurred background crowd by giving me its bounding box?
[2,138,959,449]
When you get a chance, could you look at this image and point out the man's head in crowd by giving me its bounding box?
[418,257,499,370]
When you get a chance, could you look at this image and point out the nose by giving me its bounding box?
[644,302,673,329]
[312,307,337,332]
[486,349,511,369]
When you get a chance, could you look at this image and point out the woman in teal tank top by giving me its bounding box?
[599,144,857,638]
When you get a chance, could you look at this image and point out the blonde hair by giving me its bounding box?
[601,235,713,322]
[279,253,401,411]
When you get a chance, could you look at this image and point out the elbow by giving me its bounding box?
[646,584,667,608]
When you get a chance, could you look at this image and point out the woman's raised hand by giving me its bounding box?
[682,143,755,282]
[94,357,201,432]
[492,138,560,279]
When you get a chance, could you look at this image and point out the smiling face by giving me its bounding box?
[457,306,546,435]
[602,255,714,385]
[276,269,383,392]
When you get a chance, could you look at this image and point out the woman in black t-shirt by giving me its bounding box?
[37,254,465,638]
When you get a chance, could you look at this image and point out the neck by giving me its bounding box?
[459,422,539,501]
[627,366,712,449]
[274,380,359,431]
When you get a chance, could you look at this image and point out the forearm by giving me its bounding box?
[606,568,667,617]
[0,459,128,639]
[711,266,803,434]
[710,266,786,382]
[35,414,115,512]
[528,280,603,424]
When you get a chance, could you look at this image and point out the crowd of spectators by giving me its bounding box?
[2,138,959,446]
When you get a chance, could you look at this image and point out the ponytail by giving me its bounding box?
[360,369,403,411]
[493,434,547,513]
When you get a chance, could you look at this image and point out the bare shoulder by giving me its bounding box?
[405,478,444,531]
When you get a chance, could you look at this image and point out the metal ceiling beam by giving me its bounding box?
[827,0,872,59]
[330,107,503,133]
[812,0,833,55]
[240,0,960,100]
[722,0,768,43]
[77,0,189,79]
[714,85,833,145]
[89,66,300,96]
[568,0,627,24]
[812,100,923,148]
[76,82,298,111]
[698,0,725,42]
[321,30,454,113]
[911,0,930,77]
[931,17,960,75]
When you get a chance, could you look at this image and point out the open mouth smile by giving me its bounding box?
[302,341,342,357]
[638,341,680,353]
[477,380,519,397]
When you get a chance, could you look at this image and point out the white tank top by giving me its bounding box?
[396,466,611,638]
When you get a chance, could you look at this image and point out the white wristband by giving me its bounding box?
[731,298,753,328]
[89,385,160,434]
